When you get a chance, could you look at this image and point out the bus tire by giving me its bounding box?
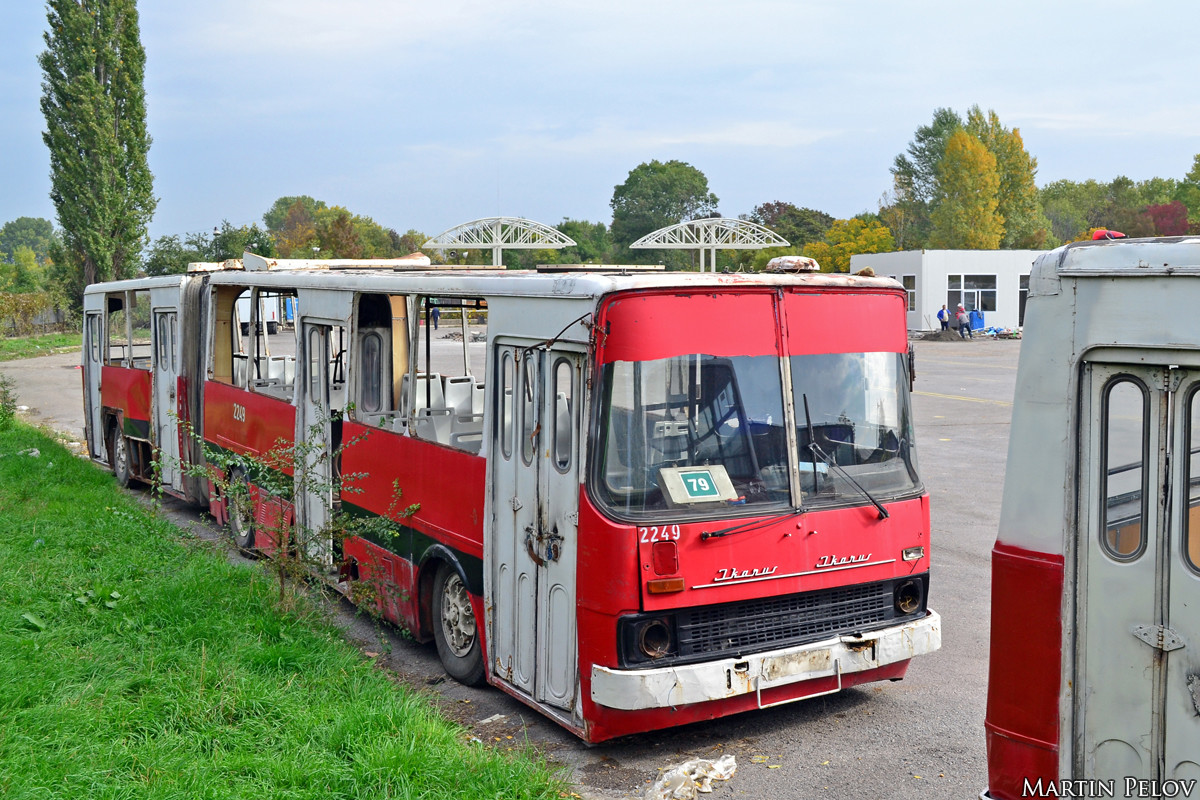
[432,561,485,686]
[227,467,255,550]
[109,427,131,488]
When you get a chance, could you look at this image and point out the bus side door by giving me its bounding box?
[1078,361,1200,782]
[83,311,103,460]
[151,309,180,490]
[296,320,335,567]
[489,343,582,713]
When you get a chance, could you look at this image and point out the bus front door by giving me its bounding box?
[1079,361,1200,783]
[489,344,581,714]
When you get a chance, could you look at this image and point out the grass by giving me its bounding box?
[0,332,81,361]
[0,422,568,799]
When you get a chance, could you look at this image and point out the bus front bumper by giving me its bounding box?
[591,610,941,711]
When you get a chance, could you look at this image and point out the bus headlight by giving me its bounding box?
[619,614,679,666]
[894,579,923,615]
[639,619,674,659]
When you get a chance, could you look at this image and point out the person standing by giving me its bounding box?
[937,304,949,331]
[956,304,973,339]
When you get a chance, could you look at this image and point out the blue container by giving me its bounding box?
[969,309,984,330]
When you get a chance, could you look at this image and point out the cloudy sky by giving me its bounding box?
[3,1,1199,242]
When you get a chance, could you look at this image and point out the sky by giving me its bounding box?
[3,0,1200,244]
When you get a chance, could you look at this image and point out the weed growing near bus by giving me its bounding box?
[0,373,16,430]
[165,411,418,628]
[0,421,565,799]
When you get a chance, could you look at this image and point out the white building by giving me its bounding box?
[848,249,1046,331]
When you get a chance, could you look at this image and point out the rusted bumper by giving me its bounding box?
[591,610,941,711]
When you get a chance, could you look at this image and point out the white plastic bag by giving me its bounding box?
[644,754,737,800]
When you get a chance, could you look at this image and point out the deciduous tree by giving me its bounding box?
[611,160,718,267]
[928,130,1003,249]
[1147,201,1189,236]
[964,107,1049,248]
[801,217,895,273]
[40,0,156,300]
[744,202,832,247]
[0,247,45,293]
[0,218,58,265]
[888,108,963,248]
[1174,155,1200,231]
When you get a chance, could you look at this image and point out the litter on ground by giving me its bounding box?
[644,755,737,800]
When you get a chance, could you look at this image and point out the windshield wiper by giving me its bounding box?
[700,508,804,541]
[803,394,890,521]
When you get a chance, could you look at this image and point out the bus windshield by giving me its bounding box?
[593,351,919,519]
[792,352,919,506]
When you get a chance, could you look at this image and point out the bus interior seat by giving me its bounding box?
[444,375,475,416]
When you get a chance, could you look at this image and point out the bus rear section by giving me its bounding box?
[484,283,940,742]
[985,237,1200,798]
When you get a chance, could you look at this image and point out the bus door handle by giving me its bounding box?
[523,525,563,566]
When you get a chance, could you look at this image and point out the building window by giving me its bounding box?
[947,274,997,313]
[901,275,916,311]
[885,275,917,312]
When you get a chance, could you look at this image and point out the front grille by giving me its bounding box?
[617,576,927,668]
[678,581,895,657]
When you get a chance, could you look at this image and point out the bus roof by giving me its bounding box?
[85,260,904,299]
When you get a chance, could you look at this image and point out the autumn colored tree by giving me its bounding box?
[274,200,319,257]
[928,130,1004,249]
[801,217,895,273]
[40,0,156,300]
[1146,201,1189,236]
[318,209,364,259]
[964,107,1049,247]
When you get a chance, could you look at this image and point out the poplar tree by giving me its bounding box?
[928,130,1004,250]
[39,0,156,297]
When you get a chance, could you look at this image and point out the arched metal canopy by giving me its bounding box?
[630,217,789,272]
[425,216,576,267]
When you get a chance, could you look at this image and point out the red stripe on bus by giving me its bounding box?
[985,541,1063,798]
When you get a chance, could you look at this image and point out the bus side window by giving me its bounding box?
[553,357,573,471]
[210,285,246,386]
[105,294,127,366]
[1187,388,1200,571]
[500,351,514,459]
[353,293,404,431]
[87,313,101,364]
[1102,378,1147,560]
[128,290,152,369]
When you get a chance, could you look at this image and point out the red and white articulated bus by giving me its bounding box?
[984,237,1200,798]
[82,253,940,743]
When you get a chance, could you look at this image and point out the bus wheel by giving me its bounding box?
[433,562,485,686]
[227,467,255,550]
[109,427,131,488]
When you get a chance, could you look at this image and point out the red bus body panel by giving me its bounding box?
[339,421,486,636]
[984,542,1064,799]
[202,381,296,463]
[100,365,151,436]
